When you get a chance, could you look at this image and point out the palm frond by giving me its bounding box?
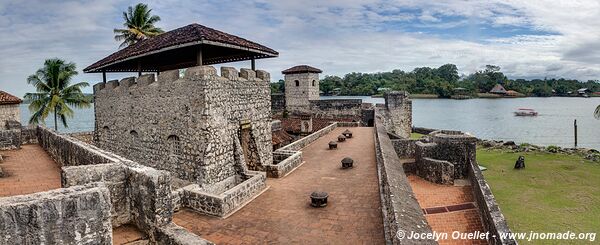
[594,105,600,120]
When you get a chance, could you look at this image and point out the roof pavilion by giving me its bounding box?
[84,23,278,82]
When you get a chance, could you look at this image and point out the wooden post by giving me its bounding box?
[102,71,107,83]
[137,62,142,77]
[251,57,256,70]
[196,47,203,66]
[574,119,578,148]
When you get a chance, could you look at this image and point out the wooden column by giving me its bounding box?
[251,57,256,70]
[196,47,203,66]
[102,71,107,83]
[137,62,142,77]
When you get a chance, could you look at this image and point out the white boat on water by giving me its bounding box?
[514,108,538,116]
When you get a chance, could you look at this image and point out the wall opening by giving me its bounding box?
[240,123,260,171]
[312,80,316,86]
[295,80,299,86]
[130,130,139,148]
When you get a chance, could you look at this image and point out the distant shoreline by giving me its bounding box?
[363,93,600,99]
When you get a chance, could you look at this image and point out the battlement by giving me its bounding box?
[93,65,271,94]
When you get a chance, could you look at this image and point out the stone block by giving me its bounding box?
[0,183,113,245]
[137,74,156,86]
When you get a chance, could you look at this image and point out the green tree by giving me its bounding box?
[24,59,91,131]
[435,64,460,83]
[114,3,163,48]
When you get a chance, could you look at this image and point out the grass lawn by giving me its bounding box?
[477,149,600,241]
[410,132,425,139]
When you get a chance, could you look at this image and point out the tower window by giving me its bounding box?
[312,80,316,86]
[295,80,299,86]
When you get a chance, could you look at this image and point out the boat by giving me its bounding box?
[514,108,538,116]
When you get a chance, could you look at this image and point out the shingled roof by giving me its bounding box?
[84,23,278,73]
[282,65,322,75]
[0,91,22,105]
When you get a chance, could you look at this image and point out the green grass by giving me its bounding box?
[477,149,600,242]
[410,132,425,139]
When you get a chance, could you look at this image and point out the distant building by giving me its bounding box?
[489,84,507,94]
[282,65,322,114]
[0,90,22,128]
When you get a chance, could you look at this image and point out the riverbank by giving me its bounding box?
[477,148,600,243]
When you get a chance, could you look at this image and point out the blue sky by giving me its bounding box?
[1,0,599,97]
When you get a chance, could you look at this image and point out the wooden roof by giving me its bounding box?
[490,84,507,94]
[0,90,22,105]
[282,65,322,75]
[84,23,278,73]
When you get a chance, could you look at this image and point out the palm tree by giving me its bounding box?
[24,59,91,131]
[114,3,163,48]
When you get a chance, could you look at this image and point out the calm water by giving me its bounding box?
[20,97,600,149]
[322,96,600,149]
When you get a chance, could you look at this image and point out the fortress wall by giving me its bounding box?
[93,66,272,186]
[0,183,113,245]
[373,109,435,244]
[0,104,19,128]
[271,93,286,114]
[309,99,363,120]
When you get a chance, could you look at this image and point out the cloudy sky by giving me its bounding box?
[1,0,600,97]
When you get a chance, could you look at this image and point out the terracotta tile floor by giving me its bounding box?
[174,127,385,244]
[0,144,61,197]
[112,225,147,244]
[408,175,487,245]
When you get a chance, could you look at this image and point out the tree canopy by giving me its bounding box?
[293,64,600,98]
[114,3,164,48]
[24,59,91,130]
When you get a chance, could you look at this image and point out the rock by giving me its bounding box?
[514,156,525,169]
[503,141,516,146]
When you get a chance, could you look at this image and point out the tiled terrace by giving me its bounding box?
[0,144,61,197]
[408,175,487,245]
[174,127,385,244]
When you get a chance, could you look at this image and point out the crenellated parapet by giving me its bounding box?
[93,65,272,188]
[93,66,271,95]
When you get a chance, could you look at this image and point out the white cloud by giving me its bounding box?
[1,0,600,98]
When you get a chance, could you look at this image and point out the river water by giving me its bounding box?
[20,96,600,149]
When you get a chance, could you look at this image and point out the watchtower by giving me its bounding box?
[282,65,322,114]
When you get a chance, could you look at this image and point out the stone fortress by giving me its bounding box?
[0,23,516,245]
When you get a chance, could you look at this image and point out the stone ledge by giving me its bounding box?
[267,150,303,178]
[374,111,436,245]
[469,161,517,245]
[182,171,267,217]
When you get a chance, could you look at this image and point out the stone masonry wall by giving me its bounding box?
[309,99,363,121]
[374,109,435,245]
[271,93,286,114]
[469,160,517,245]
[38,125,211,243]
[284,72,319,114]
[0,183,113,245]
[383,91,412,138]
[93,66,272,187]
[0,104,19,128]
